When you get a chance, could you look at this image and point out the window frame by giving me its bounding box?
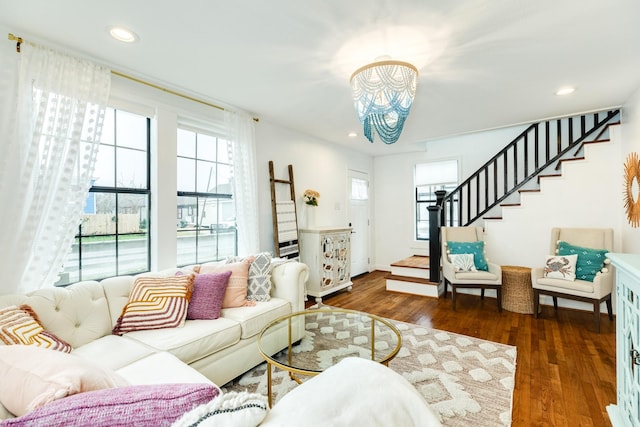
[61,108,151,284]
[176,126,237,266]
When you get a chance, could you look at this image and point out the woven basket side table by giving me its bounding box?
[501,265,536,314]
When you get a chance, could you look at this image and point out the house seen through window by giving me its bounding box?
[60,108,151,284]
[415,160,459,240]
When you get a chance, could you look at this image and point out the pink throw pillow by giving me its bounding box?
[186,271,232,320]
[0,383,219,426]
[199,258,255,308]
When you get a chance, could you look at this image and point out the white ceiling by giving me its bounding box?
[2,0,640,156]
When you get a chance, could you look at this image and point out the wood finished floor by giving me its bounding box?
[308,270,616,427]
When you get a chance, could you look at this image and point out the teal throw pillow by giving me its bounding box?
[447,241,488,271]
[557,241,607,282]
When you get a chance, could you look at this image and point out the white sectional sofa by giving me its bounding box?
[0,260,308,420]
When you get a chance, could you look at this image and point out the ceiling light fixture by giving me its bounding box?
[108,26,139,43]
[350,59,418,144]
[555,86,575,96]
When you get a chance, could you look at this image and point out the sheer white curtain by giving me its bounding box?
[0,41,110,294]
[225,110,259,255]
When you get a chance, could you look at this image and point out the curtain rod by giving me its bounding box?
[7,33,259,122]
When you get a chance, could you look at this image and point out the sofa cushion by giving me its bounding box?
[200,259,255,308]
[186,271,232,320]
[227,252,273,302]
[72,335,157,371]
[0,345,129,417]
[112,275,195,335]
[115,352,215,386]
[0,383,219,427]
[220,298,292,340]
[0,305,72,352]
[122,317,242,365]
[536,277,594,294]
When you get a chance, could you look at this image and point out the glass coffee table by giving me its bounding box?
[257,308,402,406]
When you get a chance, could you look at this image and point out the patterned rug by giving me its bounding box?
[223,310,517,426]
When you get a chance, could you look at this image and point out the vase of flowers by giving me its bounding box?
[303,189,319,206]
[302,189,319,227]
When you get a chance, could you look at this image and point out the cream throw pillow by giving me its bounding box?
[0,345,129,416]
[543,254,578,281]
[449,253,477,272]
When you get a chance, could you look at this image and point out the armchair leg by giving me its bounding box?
[480,288,485,299]
[534,290,540,318]
[443,279,448,299]
[606,297,613,321]
[452,286,457,311]
[496,287,502,312]
[594,301,601,333]
[552,296,558,311]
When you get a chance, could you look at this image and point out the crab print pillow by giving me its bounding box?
[543,254,578,281]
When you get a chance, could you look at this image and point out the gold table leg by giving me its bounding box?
[267,361,273,408]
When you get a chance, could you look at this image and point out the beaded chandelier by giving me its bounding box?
[350,59,418,144]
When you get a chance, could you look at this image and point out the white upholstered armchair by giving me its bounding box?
[441,227,502,311]
[531,227,614,332]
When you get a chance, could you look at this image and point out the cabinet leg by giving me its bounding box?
[347,285,353,292]
[315,297,323,305]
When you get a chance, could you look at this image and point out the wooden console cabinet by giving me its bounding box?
[607,253,640,427]
[299,227,352,304]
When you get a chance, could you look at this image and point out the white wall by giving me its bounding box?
[254,120,373,255]
[373,125,527,270]
[484,127,624,266]
[621,87,640,253]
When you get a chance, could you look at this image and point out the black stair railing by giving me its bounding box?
[440,109,620,228]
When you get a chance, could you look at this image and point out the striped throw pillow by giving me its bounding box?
[112,275,195,335]
[0,305,72,352]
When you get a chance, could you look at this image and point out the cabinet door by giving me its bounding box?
[616,269,640,427]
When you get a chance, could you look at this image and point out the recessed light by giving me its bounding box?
[108,26,139,43]
[555,86,576,96]
[348,132,357,138]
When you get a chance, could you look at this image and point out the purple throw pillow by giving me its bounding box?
[186,271,232,320]
[0,383,219,427]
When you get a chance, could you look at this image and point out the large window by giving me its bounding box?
[177,127,236,266]
[60,108,151,284]
[415,160,458,240]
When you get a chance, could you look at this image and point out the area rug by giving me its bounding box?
[223,310,517,426]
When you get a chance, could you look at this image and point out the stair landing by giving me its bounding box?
[386,255,441,298]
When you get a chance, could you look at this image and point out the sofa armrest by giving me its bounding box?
[270,261,309,313]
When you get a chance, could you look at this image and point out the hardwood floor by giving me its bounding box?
[310,271,616,427]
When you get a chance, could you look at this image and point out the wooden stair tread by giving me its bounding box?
[390,255,429,269]
[385,273,438,285]
[519,189,540,193]
[500,202,521,207]
[483,216,503,220]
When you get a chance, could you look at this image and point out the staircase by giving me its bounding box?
[440,109,621,227]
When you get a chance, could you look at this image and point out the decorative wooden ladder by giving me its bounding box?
[268,161,300,259]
